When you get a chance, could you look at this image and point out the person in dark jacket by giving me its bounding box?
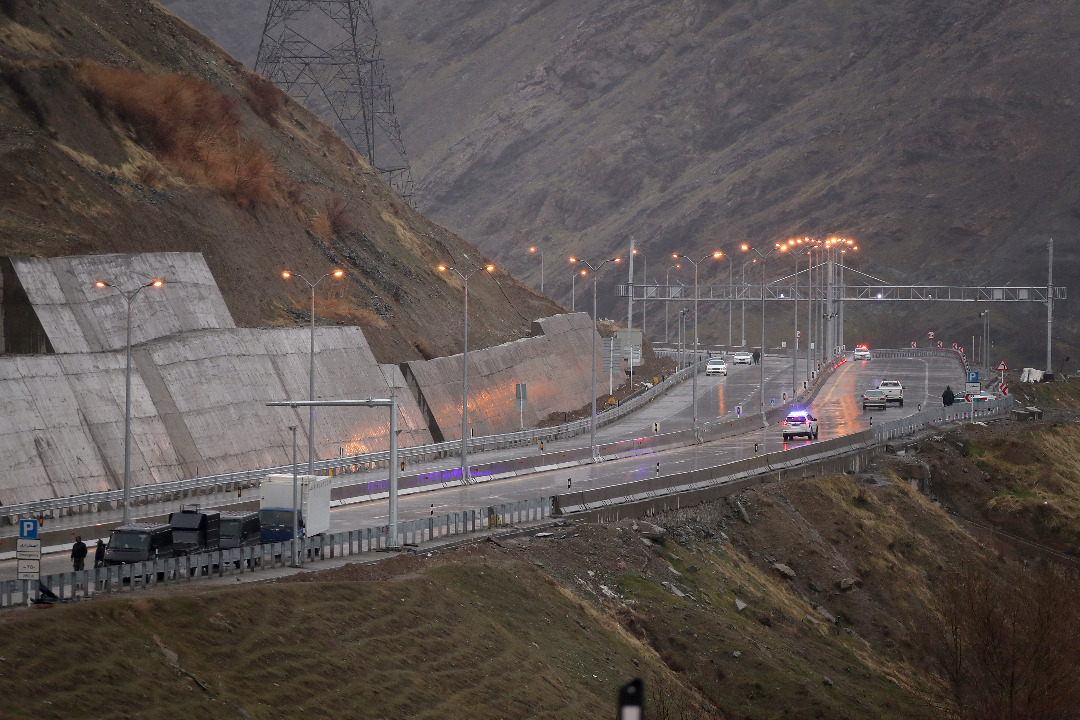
[94,539,106,568]
[71,536,88,571]
[942,385,955,407]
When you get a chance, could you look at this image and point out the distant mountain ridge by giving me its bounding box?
[162,0,1078,365]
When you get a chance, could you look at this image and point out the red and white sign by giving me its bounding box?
[927,331,936,339]
[796,330,801,338]
[952,343,958,350]
[996,360,1009,371]
[1000,382,1009,395]
[911,341,917,348]
[937,341,943,348]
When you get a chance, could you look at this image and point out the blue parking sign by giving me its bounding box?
[19,518,39,539]
[967,371,979,383]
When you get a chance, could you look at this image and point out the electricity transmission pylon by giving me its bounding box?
[256,0,414,204]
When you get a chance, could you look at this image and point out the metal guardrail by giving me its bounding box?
[554,394,1013,514]
[1,497,553,607]
[0,347,976,525]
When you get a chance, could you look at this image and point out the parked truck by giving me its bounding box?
[104,522,178,566]
[259,474,332,543]
[168,505,221,554]
[219,510,262,549]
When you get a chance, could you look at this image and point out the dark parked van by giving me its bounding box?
[168,506,221,554]
[104,523,176,565]
[219,510,261,549]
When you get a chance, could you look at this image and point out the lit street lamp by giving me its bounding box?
[632,248,649,339]
[570,255,621,459]
[438,259,495,482]
[571,267,585,312]
[282,268,344,475]
[94,276,165,523]
[673,251,722,433]
[741,242,788,428]
[528,246,544,293]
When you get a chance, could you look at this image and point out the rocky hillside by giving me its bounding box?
[164,0,1079,365]
[0,0,562,364]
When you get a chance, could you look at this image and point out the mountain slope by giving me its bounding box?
[371,0,1078,363]
[157,0,1078,364]
[0,0,561,364]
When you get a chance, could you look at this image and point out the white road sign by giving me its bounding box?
[18,559,40,580]
[16,538,41,559]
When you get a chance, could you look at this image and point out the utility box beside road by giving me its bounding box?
[259,474,331,543]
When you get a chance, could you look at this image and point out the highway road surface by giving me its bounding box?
[1,352,965,580]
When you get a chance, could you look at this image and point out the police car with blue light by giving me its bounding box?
[781,409,819,441]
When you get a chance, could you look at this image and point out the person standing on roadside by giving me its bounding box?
[94,539,106,568]
[71,535,88,571]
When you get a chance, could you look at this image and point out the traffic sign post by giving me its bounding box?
[18,519,40,604]
[997,359,1009,387]
[927,331,936,340]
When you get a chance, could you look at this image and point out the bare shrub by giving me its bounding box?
[245,73,283,125]
[915,559,1080,719]
[324,194,352,237]
[135,162,164,188]
[77,61,280,207]
[227,142,275,208]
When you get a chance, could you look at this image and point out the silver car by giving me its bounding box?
[862,388,887,411]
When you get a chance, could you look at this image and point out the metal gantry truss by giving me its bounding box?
[617,259,1066,369]
[621,282,1066,304]
[256,0,415,204]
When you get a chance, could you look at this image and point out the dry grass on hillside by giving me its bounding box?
[76,61,281,208]
[7,445,1080,719]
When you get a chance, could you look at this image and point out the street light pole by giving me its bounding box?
[571,268,585,312]
[94,277,165,524]
[740,259,756,347]
[742,243,787,427]
[665,264,680,344]
[528,246,544,293]
[282,268,344,475]
[632,248,648,340]
[674,251,721,434]
[725,255,734,349]
[438,260,495,482]
[570,255,621,459]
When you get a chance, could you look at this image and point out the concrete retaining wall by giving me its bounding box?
[0,326,432,505]
[7,253,235,353]
[0,252,605,505]
[404,313,602,440]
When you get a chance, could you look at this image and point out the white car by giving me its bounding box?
[705,358,728,376]
[732,352,753,365]
[782,410,819,441]
[853,348,871,361]
[877,379,904,406]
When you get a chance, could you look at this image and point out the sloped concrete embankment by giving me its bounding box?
[402,313,602,441]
